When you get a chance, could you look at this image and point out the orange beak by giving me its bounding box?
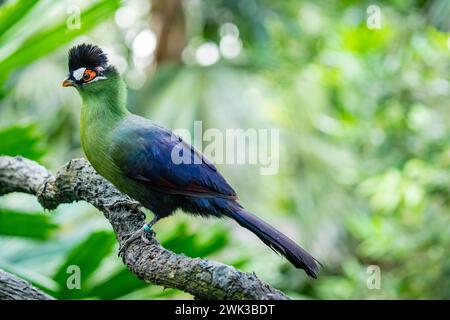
[62,78,75,87]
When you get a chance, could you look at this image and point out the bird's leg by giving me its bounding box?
[142,215,160,242]
[118,215,160,257]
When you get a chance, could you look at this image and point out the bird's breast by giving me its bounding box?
[80,122,118,181]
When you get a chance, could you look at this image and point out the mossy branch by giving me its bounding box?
[0,156,289,300]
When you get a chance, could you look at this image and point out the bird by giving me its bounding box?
[62,43,320,278]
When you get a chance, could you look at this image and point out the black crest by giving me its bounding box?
[68,43,108,72]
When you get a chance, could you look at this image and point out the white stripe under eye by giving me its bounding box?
[90,76,107,82]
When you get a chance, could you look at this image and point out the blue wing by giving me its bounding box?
[112,118,237,200]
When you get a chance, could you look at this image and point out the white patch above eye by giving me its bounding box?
[72,67,86,81]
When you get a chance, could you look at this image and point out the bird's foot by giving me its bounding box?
[118,224,156,257]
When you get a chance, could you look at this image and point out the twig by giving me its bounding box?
[0,269,54,300]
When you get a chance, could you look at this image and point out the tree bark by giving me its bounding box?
[0,156,289,300]
[0,269,54,300]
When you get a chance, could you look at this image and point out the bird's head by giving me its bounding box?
[62,44,117,94]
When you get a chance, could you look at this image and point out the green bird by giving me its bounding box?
[62,44,320,278]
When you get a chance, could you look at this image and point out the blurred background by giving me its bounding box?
[0,0,449,299]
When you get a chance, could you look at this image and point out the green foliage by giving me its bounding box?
[87,268,148,299]
[0,258,59,294]
[0,0,120,86]
[161,222,229,258]
[0,208,56,239]
[0,123,45,160]
[0,0,449,300]
[0,0,38,41]
[52,231,116,299]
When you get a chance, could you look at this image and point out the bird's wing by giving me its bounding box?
[111,122,238,199]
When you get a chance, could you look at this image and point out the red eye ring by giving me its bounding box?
[83,69,97,82]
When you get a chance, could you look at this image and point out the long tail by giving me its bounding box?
[225,208,320,278]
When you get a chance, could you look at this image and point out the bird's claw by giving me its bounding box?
[112,199,141,212]
[118,224,156,257]
[118,230,141,257]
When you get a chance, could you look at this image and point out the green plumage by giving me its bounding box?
[79,72,160,208]
[79,72,128,184]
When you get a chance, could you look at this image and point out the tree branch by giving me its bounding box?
[0,156,289,300]
[0,269,54,300]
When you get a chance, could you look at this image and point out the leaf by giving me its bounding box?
[161,223,229,258]
[0,0,120,85]
[0,123,46,160]
[0,208,56,240]
[87,268,148,299]
[52,231,116,299]
[0,0,39,40]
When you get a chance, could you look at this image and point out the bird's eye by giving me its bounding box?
[82,69,97,82]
